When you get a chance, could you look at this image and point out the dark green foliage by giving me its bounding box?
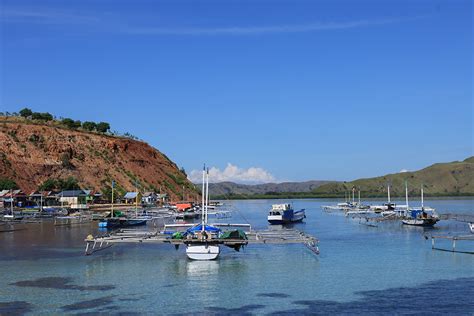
[60,177,80,190]
[180,167,187,177]
[0,178,18,190]
[82,121,97,131]
[40,177,80,191]
[19,108,33,118]
[31,112,53,121]
[39,178,59,191]
[61,118,81,129]
[96,122,110,133]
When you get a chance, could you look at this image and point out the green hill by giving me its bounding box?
[313,157,474,197]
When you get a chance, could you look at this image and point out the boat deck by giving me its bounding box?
[84,228,319,256]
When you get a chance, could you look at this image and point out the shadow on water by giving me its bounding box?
[270,277,474,315]
[10,277,115,291]
[0,301,33,315]
[173,304,266,316]
[61,296,115,311]
[257,293,291,298]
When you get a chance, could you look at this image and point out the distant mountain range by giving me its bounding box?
[209,157,474,199]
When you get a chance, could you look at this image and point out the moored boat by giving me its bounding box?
[268,204,305,224]
[401,184,439,227]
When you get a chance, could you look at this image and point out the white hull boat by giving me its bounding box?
[469,222,474,234]
[186,245,220,260]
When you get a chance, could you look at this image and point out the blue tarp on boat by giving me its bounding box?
[187,224,221,233]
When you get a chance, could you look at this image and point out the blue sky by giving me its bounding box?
[1,0,472,183]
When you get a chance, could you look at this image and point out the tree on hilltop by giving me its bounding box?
[19,108,33,118]
[82,121,97,131]
[96,122,110,133]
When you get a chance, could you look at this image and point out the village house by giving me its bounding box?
[28,191,59,207]
[123,192,140,204]
[0,189,27,208]
[58,190,87,208]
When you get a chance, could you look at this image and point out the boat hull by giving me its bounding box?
[402,218,439,227]
[268,210,305,224]
[98,218,147,228]
[186,245,220,260]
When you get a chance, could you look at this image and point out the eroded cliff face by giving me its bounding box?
[0,118,197,200]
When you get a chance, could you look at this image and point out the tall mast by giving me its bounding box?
[421,184,424,209]
[40,191,43,212]
[205,168,209,224]
[111,180,115,219]
[135,180,138,218]
[10,189,13,215]
[358,189,361,205]
[201,165,205,229]
[405,181,409,210]
[387,185,391,203]
[352,187,355,203]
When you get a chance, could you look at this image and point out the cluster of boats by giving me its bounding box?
[322,184,441,227]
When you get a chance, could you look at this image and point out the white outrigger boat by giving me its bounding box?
[402,184,439,227]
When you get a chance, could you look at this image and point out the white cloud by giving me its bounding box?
[125,17,413,36]
[400,169,409,173]
[188,163,276,184]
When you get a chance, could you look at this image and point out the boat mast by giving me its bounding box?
[387,185,391,203]
[358,189,361,205]
[201,165,205,231]
[111,180,115,219]
[205,168,209,225]
[10,188,13,215]
[352,187,355,203]
[405,181,409,210]
[40,191,43,212]
[135,180,138,218]
[421,184,424,210]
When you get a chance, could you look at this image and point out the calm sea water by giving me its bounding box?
[1,198,473,315]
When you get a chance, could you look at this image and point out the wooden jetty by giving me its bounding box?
[430,234,474,255]
[84,226,319,256]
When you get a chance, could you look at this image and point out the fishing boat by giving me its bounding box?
[98,181,147,228]
[468,222,474,234]
[268,204,305,224]
[402,184,439,227]
[185,166,222,260]
[98,217,147,228]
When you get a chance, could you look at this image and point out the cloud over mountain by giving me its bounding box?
[189,163,276,184]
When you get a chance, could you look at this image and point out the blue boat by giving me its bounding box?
[98,218,147,228]
[267,204,305,225]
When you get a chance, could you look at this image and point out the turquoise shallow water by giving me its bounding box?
[0,198,473,315]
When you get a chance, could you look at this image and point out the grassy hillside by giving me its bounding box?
[313,157,474,197]
[211,157,474,199]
